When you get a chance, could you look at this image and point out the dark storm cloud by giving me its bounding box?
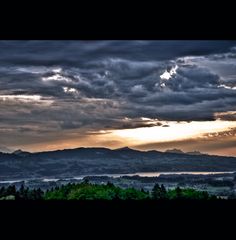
[0,40,236,146]
[0,41,235,66]
[103,118,163,130]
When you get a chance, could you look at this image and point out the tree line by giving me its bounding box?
[0,185,44,200]
[0,182,217,200]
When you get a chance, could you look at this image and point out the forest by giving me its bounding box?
[0,181,217,200]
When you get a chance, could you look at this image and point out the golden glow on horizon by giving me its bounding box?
[13,120,236,157]
[109,120,236,145]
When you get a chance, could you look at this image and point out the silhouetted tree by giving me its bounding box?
[0,187,6,197]
[176,187,183,199]
[107,182,115,188]
[152,183,161,199]
[83,179,89,184]
[6,185,16,196]
[160,184,167,199]
[19,185,25,198]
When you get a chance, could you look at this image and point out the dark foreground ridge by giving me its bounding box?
[1,181,234,234]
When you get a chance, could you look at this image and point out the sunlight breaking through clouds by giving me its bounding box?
[0,41,236,155]
[110,120,236,145]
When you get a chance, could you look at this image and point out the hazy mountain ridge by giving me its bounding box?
[0,147,236,180]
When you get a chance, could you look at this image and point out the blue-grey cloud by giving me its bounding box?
[0,41,236,148]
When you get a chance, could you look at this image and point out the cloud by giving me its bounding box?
[0,41,236,150]
[214,111,236,121]
[202,127,236,139]
[103,117,163,130]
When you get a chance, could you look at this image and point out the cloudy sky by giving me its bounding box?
[0,41,236,156]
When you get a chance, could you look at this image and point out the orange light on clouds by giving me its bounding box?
[14,120,236,156]
[109,120,236,145]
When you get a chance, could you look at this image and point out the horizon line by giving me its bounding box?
[2,146,235,158]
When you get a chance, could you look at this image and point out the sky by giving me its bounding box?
[0,40,236,156]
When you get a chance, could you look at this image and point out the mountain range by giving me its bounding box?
[165,149,204,155]
[0,147,236,180]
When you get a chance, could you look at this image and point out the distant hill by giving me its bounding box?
[0,147,236,180]
[165,149,184,154]
[115,146,136,151]
[166,149,205,156]
[12,149,31,157]
[186,151,205,156]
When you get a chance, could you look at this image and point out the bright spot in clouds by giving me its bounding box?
[0,94,42,102]
[42,73,72,83]
[218,84,236,90]
[0,94,53,105]
[62,87,79,95]
[160,65,178,80]
[52,68,62,73]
